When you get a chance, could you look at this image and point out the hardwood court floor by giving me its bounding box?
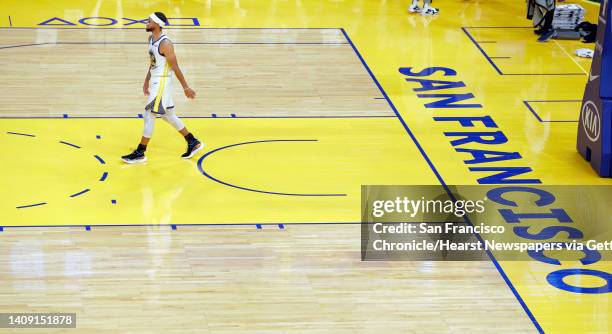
[0,29,389,118]
[0,225,535,333]
[0,0,611,333]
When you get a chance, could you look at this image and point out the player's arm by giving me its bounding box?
[143,64,152,96]
[160,41,196,99]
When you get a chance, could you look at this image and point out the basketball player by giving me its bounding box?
[527,0,557,42]
[121,12,202,163]
[408,0,439,15]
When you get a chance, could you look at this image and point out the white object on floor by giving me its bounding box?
[575,48,594,58]
[552,4,585,30]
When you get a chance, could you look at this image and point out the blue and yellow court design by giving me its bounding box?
[0,0,611,332]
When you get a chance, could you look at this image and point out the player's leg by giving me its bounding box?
[121,111,155,163]
[160,107,203,159]
[421,0,439,16]
[408,0,421,13]
[532,0,555,41]
[538,1,556,42]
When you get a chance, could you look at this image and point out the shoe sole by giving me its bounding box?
[182,143,204,159]
[121,156,147,164]
[408,7,420,13]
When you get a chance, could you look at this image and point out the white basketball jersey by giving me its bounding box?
[146,34,174,114]
[148,34,173,77]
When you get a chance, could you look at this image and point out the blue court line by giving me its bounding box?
[0,27,343,30]
[118,42,350,45]
[197,139,347,197]
[0,116,139,119]
[341,28,449,201]
[0,43,42,50]
[0,42,348,50]
[0,221,467,229]
[94,155,105,164]
[16,202,47,209]
[69,188,90,198]
[6,131,35,137]
[462,27,585,76]
[9,133,104,205]
[119,41,350,45]
[59,140,81,148]
[461,27,503,75]
[341,28,544,333]
[523,101,544,122]
[523,100,581,123]
[229,115,396,119]
[51,41,347,44]
[1,115,396,119]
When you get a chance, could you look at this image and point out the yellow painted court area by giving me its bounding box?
[1,0,611,333]
[1,118,429,225]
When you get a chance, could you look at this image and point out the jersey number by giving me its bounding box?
[149,51,156,67]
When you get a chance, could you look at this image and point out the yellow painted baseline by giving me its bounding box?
[1,0,611,333]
